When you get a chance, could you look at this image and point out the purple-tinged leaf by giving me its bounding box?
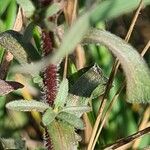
[0,79,24,95]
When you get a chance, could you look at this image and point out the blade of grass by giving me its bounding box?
[0,0,11,16]
[5,0,17,29]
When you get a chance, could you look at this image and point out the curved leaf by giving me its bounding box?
[12,0,150,74]
[83,29,150,103]
[0,30,41,64]
[6,100,49,112]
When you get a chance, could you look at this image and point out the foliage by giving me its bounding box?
[0,0,150,150]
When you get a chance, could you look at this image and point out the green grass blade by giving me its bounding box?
[5,0,17,29]
[0,0,11,16]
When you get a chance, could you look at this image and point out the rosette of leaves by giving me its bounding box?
[6,64,108,150]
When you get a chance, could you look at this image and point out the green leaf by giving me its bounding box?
[69,64,108,98]
[0,0,11,16]
[0,79,24,95]
[42,107,57,126]
[23,22,35,42]
[5,0,17,29]
[91,82,107,99]
[47,120,78,150]
[32,26,42,53]
[54,79,69,108]
[0,20,6,32]
[90,0,150,24]
[16,0,35,18]
[45,2,61,18]
[0,30,41,64]
[57,112,84,130]
[32,75,43,85]
[62,106,91,117]
[0,138,26,150]
[83,29,150,103]
[6,100,49,112]
[66,95,90,110]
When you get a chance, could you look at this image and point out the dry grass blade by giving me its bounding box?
[141,40,150,56]
[103,127,150,150]
[125,0,143,42]
[91,84,124,150]
[63,55,68,79]
[13,7,24,32]
[132,107,150,149]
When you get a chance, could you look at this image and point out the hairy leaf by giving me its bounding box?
[45,2,61,18]
[6,100,49,112]
[62,106,91,117]
[47,120,78,150]
[0,79,24,95]
[67,95,89,108]
[57,112,84,130]
[54,78,69,108]
[16,0,35,18]
[83,29,150,103]
[0,30,41,64]
[42,107,57,126]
